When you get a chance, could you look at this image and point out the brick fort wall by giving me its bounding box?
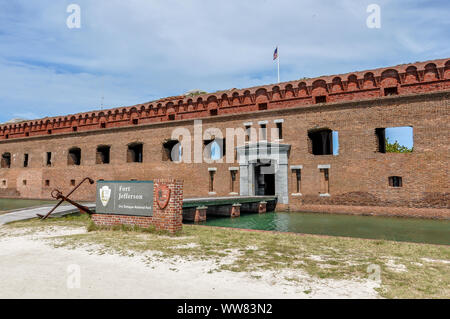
[0,58,449,216]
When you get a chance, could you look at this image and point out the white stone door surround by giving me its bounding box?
[236,142,291,204]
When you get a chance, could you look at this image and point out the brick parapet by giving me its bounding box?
[1,58,448,141]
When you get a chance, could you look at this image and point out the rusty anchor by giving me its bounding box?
[37,177,95,220]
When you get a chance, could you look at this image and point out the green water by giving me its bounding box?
[199,212,450,245]
[0,198,56,213]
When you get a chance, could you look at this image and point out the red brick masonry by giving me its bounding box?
[0,58,448,217]
[91,179,183,234]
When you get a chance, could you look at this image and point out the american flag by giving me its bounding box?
[273,47,278,60]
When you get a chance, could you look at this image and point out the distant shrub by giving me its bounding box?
[385,138,413,153]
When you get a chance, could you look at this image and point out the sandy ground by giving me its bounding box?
[0,226,381,299]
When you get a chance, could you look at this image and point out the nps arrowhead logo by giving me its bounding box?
[99,186,112,207]
[156,184,171,209]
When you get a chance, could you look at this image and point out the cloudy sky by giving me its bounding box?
[0,0,448,123]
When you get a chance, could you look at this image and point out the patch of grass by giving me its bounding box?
[5,214,450,299]
[86,219,173,236]
[0,198,57,213]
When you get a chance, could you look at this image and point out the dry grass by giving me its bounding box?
[5,214,450,299]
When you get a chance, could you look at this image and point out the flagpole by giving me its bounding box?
[277,46,280,83]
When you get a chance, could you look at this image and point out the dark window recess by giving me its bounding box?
[308,129,333,155]
[375,128,386,153]
[45,180,50,187]
[230,170,237,193]
[220,139,226,157]
[204,138,225,159]
[70,180,76,186]
[384,87,398,96]
[100,122,106,128]
[389,176,403,187]
[258,103,268,111]
[2,180,6,186]
[25,132,29,137]
[46,152,52,166]
[320,168,330,194]
[245,125,251,142]
[132,119,139,125]
[24,154,29,168]
[127,143,143,163]
[162,140,180,162]
[168,114,176,121]
[96,146,110,164]
[23,180,27,186]
[68,148,81,166]
[1,153,11,168]
[292,169,301,193]
[47,130,52,134]
[209,170,215,192]
[203,139,214,159]
[260,124,267,140]
[315,95,327,104]
[276,122,283,139]
[72,127,78,132]
[5,134,9,139]
[210,109,218,116]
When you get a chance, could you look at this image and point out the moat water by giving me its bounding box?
[194,212,450,245]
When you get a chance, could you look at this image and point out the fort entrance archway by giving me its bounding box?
[254,160,275,196]
[237,142,290,204]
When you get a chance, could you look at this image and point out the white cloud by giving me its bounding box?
[0,0,448,122]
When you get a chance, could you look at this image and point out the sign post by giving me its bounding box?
[92,179,183,234]
[96,181,154,217]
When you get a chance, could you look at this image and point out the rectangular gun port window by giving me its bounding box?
[276,122,283,140]
[68,148,81,166]
[308,129,339,155]
[1,153,11,168]
[46,152,52,166]
[376,127,413,153]
[389,176,403,187]
[258,103,267,110]
[24,154,29,167]
[319,168,329,195]
[209,170,216,192]
[384,87,398,96]
[127,143,143,163]
[260,124,267,140]
[315,95,327,104]
[96,146,111,164]
[292,168,301,193]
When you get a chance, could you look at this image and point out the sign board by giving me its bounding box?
[96,181,154,216]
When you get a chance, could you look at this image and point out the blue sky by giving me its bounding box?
[0,0,449,123]
[385,127,414,149]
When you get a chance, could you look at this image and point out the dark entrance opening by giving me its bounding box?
[254,160,275,196]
